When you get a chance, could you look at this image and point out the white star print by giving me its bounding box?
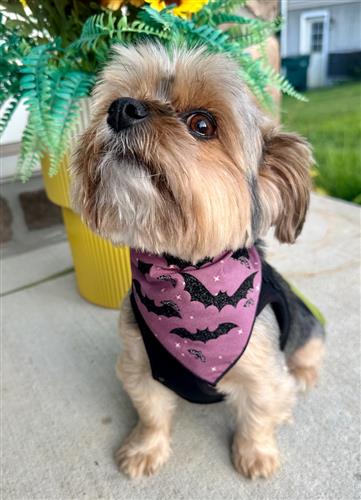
[256,284,260,291]
[158,317,162,321]
[238,329,243,334]
[176,294,182,300]
[189,315,194,319]
[181,353,185,357]
[211,367,217,372]
[175,343,181,348]
[161,288,166,293]
[213,275,220,282]
[220,260,224,264]
[218,355,223,359]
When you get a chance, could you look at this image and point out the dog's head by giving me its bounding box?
[72,44,312,261]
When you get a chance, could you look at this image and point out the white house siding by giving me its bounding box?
[285,1,361,56]
[328,2,361,52]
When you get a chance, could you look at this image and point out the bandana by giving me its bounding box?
[130,247,262,385]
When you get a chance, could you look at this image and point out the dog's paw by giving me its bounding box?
[232,440,280,479]
[290,365,318,392]
[116,426,171,478]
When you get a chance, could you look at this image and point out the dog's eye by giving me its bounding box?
[186,112,216,139]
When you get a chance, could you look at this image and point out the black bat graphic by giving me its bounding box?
[170,322,237,343]
[231,248,250,268]
[182,272,256,311]
[158,274,177,287]
[133,280,181,318]
[137,260,153,275]
[188,349,206,362]
[163,254,212,270]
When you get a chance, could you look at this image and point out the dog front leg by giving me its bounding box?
[115,297,177,478]
[218,312,296,479]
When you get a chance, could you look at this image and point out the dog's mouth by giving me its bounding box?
[110,147,166,183]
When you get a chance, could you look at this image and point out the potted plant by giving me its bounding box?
[0,0,303,308]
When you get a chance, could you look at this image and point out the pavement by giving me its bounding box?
[2,194,361,500]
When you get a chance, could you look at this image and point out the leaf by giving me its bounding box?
[48,71,95,175]
[0,95,21,136]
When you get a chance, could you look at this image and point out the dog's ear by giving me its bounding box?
[258,128,313,243]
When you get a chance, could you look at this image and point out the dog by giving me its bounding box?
[71,43,325,480]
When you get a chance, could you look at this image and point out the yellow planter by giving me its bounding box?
[62,207,131,309]
[41,156,71,208]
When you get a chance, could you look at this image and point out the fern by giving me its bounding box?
[17,116,41,182]
[49,71,95,176]
[0,95,21,136]
[0,1,306,180]
[19,43,56,157]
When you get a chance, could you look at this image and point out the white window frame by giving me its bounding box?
[300,9,330,57]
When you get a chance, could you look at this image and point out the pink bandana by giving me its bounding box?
[131,247,262,385]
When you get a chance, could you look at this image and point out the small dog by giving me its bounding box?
[72,44,325,479]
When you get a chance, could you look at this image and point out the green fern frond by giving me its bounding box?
[49,71,95,176]
[17,116,41,181]
[138,5,174,28]
[0,94,21,136]
[267,68,308,101]
[208,12,261,26]
[20,43,56,153]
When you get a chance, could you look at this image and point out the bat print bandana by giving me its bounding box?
[131,247,262,385]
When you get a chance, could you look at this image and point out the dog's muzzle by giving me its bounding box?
[107,97,149,132]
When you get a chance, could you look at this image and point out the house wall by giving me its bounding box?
[285,1,361,56]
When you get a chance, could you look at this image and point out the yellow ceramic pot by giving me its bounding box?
[61,207,131,309]
[42,159,132,308]
[41,156,71,208]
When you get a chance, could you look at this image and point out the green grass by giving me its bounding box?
[282,82,361,204]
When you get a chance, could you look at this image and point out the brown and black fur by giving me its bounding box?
[71,43,325,479]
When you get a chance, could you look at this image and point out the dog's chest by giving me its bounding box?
[130,247,262,386]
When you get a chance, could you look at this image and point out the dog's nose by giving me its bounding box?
[107,97,149,132]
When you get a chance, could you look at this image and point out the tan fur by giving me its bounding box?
[71,44,324,479]
[72,44,313,261]
[218,307,296,479]
[287,337,325,392]
[116,295,177,478]
[258,130,313,243]
[116,296,318,479]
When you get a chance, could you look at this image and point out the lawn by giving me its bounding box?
[282,82,361,204]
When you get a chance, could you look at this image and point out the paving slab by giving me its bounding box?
[1,241,72,295]
[2,194,361,500]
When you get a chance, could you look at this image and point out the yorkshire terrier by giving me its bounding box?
[72,44,325,480]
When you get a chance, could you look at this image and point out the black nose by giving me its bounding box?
[107,97,149,132]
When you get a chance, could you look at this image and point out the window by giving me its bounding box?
[311,21,324,52]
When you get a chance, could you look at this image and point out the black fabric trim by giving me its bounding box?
[131,293,225,404]
[256,262,291,351]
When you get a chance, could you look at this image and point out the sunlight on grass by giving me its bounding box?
[282,82,361,204]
